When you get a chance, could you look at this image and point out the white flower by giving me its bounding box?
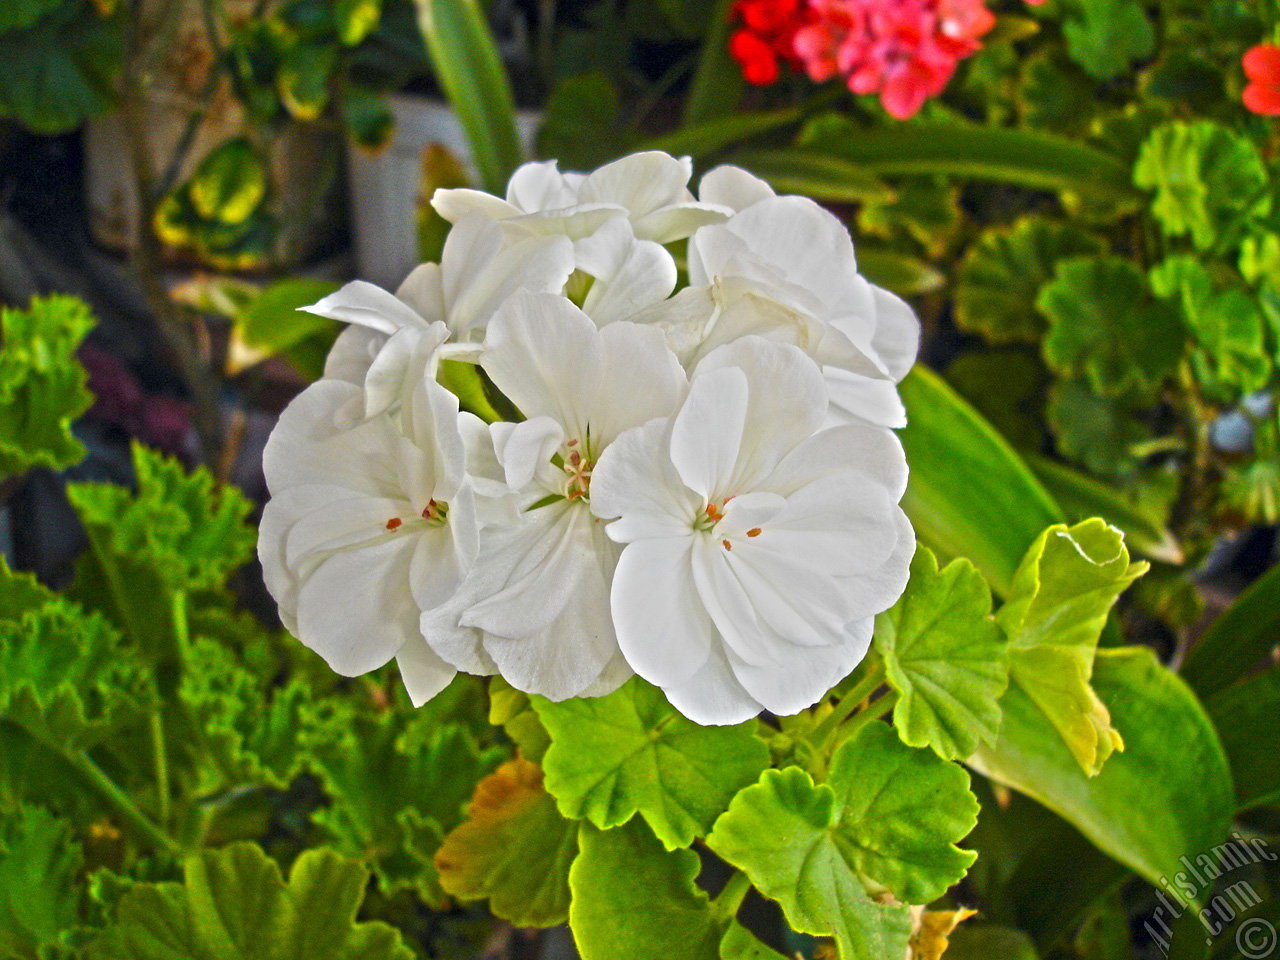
[432,152,731,244]
[258,376,478,705]
[303,214,575,424]
[633,171,919,429]
[589,337,914,724]
[422,289,688,700]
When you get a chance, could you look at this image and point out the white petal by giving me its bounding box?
[431,188,523,223]
[612,536,712,688]
[258,495,300,632]
[669,366,747,500]
[304,280,428,334]
[824,370,908,429]
[577,152,693,219]
[836,507,915,619]
[869,284,921,383]
[409,520,467,610]
[324,325,385,385]
[506,160,582,210]
[631,203,731,244]
[717,491,786,538]
[296,535,419,675]
[395,636,458,707]
[728,619,872,718]
[764,422,908,501]
[592,321,688,446]
[361,325,427,420]
[576,219,678,326]
[662,641,763,725]
[481,291,603,439]
[690,533,774,667]
[698,165,776,211]
[282,489,407,568]
[402,377,467,497]
[491,416,565,491]
[720,536,852,647]
[591,417,701,541]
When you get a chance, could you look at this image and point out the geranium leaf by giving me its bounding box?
[84,842,415,960]
[707,723,977,958]
[1133,120,1270,252]
[1039,256,1183,401]
[569,819,723,960]
[309,712,504,904]
[0,295,95,479]
[998,519,1146,776]
[1046,378,1149,477]
[534,677,770,850]
[487,677,550,763]
[0,804,82,959]
[875,548,1009,760]
[1062,0,1154,81]
[954,217,1105,345]
[435,756,577,927]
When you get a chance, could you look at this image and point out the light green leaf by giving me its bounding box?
[798,114,1141,204]
[875,548,1008,760]
[189,139,266,226]
[999,519,1146,776]
[708,724,976,958]
[1150,256,1271,402]
[719,921,791,959]
[969,647,1234,890]
[1062,0,1154,81]
[1205,665,1280,811]
[412,0,522,194]
[310,712,504,904]
[569,819,722,960]
[534,677,769,850]
[721,148,895,204]
[954,217,1106,345]
[85,843,416,960]
[335,0,381,44]
[0,295,95,478]
[277,43,336,121]
[231,278,340,377]
[435,756,577,926]
[899,366,1063,596]
[1039,256,1183,400]
[1133,121,1270,252]
[487,676,550,763]
[0,804,81,959]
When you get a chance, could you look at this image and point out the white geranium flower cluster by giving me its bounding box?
[259,151,918,725]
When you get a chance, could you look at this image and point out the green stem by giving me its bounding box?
[65,749,184,857]
[150,711,171,828]
[838,691,900,745]
[171,590,189,656]
[807,663,885,747]
[710,871,751,923]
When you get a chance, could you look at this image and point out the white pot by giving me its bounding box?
[346,92,540,289]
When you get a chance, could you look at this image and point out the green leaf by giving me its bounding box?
[719,921,791,960]
[681,0,742,124]
[1039,256,1183,400]
[798,114,1141,204]
[487,676,550,763]
[412,0,522,194]
[954,218,1106,345]
[435,756,577,926]
[0,0,65,31]
[998,519,1146,776]
[1149,256,1271,402]
[968,647,1234,890]
[534,677,769,850]
[340,85,394,149]
[1133,121,1270,252]
[0,564,153,750]
[945,925,1040,960]
[899,366,1063,596]
[708,725,976,958]
[642,107,805,161]
[1061,0,1154,81]
[1026,455,1182,565]
[310,711,504,904]
[536,72,627,171]
[335,0,381,44]
[874,548,1008,760]
[1182,561,1280,698]
[720,149,895,204]
[188,139,267,226]
[231,278,340,377]
[1205,665,1280,811]
[85,842,416,960]
[0,804,82,959]
[0,1,121,134]
[855,248,945,297]
[68,442,255,598]
[277,43,337,121]
[1045,378,1148,477]
[569,819,722,960]
[0,294,95,478]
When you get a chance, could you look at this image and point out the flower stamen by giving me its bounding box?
[386,517,402,530]
[747,527,762,537]
[422,499,449,525]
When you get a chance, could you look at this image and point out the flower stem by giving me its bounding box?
[838,690,899,745]
[65,748,184,857]
[150,711,171,828]
[807,663,886,747]
[711,871,751,923]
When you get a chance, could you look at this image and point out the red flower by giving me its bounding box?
[1244,43,1280,116]
[729,0,811,86]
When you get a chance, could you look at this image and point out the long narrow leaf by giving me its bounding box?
[413,0,522,194]
[682,0,743,124]
[721,148,896,203]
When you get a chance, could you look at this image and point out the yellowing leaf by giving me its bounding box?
[910,907,977,960]
[435,757,577,927]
